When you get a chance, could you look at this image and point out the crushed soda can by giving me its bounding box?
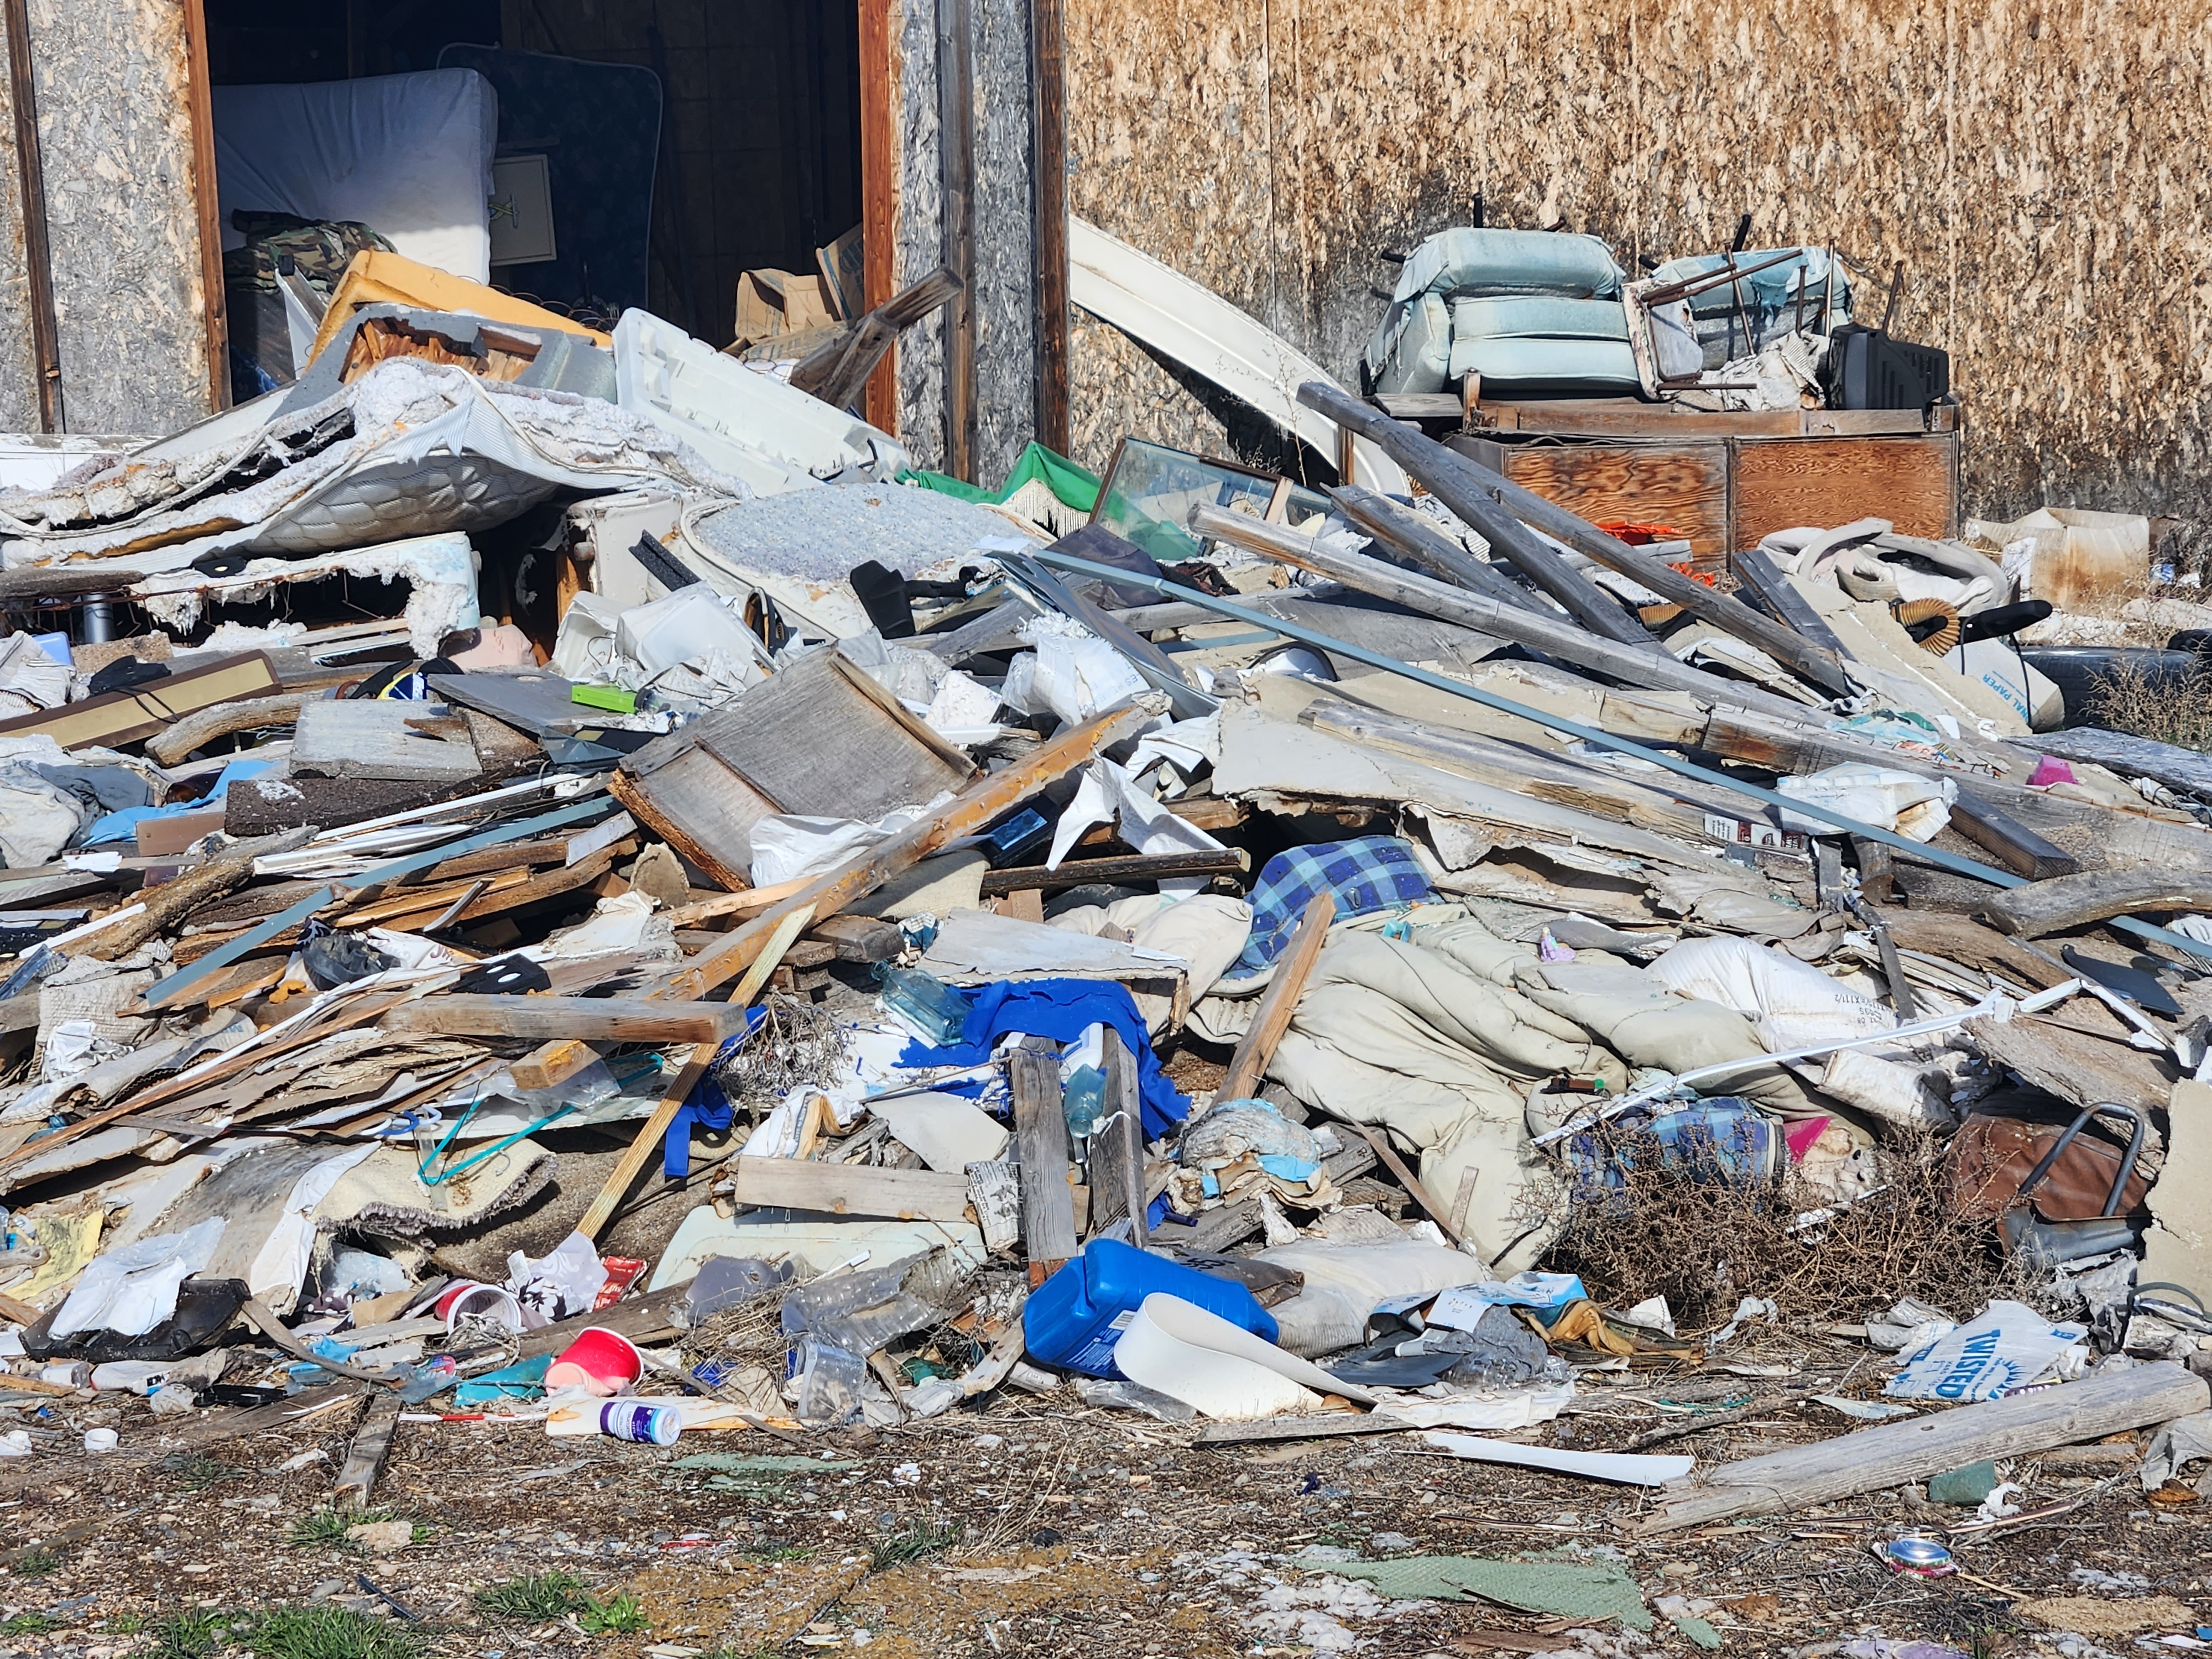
[1872,1535,1954,1577]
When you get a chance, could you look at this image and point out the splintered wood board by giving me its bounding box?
[615,650,975,889]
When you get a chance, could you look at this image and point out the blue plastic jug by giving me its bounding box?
[1021,1238,1279,1379]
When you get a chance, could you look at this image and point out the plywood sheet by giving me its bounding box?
[1735,435,1959,547]
[1491,440,1728,563]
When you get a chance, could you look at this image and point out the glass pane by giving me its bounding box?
[1092,439,1279,565]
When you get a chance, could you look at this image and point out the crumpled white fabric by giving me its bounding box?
[50,1216,226,1338]
[749,794,950,888]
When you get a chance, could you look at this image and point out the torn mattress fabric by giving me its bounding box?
[0,358,747,576]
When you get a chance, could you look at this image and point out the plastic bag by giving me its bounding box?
[49,1217,225,1340]
[1885,1300,2088,1401]
[1775,763,1958,842]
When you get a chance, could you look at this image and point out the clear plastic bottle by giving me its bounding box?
[1062,1065,1106,1139]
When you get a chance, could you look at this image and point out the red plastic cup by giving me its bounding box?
[545,1326,644,1396]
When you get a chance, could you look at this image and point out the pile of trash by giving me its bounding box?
[1,237,2211,1552]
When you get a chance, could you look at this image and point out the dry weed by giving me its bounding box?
[2085,652,2212,752]
[1528,1129,2023,1330]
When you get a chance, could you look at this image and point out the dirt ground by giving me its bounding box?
[2,1332,2205,1659]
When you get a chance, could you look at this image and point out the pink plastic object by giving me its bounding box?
[1783,1116,1833,1162]
[2027,756,2078,788]
[545,1326,644,1396]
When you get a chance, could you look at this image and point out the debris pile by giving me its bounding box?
[1,236,2211,1651]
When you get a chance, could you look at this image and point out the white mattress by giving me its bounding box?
[213,68,498,283]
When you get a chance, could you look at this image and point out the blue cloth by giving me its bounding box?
[84,757,275,846]
[664,1013,766,1178]
[899,978,1191,1141]
[1234,836,1431,974]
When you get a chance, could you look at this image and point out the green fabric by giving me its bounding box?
[1673,1615,1723,1650]
[1329,1556,1652,1631]
[901,442,1100,514]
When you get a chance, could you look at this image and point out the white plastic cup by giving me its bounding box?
[83,1427,117,1454]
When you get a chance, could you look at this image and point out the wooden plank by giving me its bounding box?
[1949,794,2081,880]
[1331,484,1548,614]
[1734,434,1959,548]
[574,906,808,1244]
[575,1045,713,1244]
[1219,893,1335,1101]
[721,1154,973,1221]
[978,849,1247,895]
[1472,436,1731,567]
[1011,1046,1078,1282]
[332,1392,402,1511]
[1089,1027,1147,1244]
[1353,1124,1475,1253]
[382,994,748,1045]
[1961,1010,2178,1115]
[1728,546,1855,659]
[1640,1360,2208,1532]
[0,653,279,750]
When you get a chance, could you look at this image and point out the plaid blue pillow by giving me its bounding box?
[1235,836,1432,973]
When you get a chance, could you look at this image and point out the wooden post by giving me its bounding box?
[1091,1027,1147,1245]
[936,0,977,480]
[332,1393,402,1511]
[857,0,900,435]
[1029,0,1069,453]
[180,0,229,413]
[1011,1047,1077,1284]
[2,0,60,431]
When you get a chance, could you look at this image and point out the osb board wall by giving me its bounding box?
[1063,0,2212,522]
[0,4,39,431]
[18,0,211,435]
[889,0,1038,486]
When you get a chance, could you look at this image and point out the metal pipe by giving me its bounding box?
[1027,546,2212,967]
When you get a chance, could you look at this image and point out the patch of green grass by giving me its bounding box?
[868,1518,962,1572]
[283,1509,416,1551]
[148,1609,236,1659]
[577,1592,647,1637]
[472,1571,591,1621]
[1,1610,60,1634]
[13,1545,59,1576]
[106,1612,148,1635]
[238,1606,427,1659]
[160,1452,247,1491]
[744,1543,815,1564]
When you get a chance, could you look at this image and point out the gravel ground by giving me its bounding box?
[1,1340,2205,1659]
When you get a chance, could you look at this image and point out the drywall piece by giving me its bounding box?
[1113,1293,1379,1421]
[291,699,483,784]
[920,907,1190,982]
[1067,217,1408,495]
[872,1091,1010,1172]
[613,307,907,496]
[1422,1430,1693,1486]
[2142,1079,2212,1292]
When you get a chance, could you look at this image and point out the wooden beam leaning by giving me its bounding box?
[1640,1360,2208,1532]
[1218,893,1335,1102]
[508,703,1160,1094]
[1297,381,1854,698]
[1292,388,1651,648]
[1090,1027,1147,1246]
[1188,504,1828,727]
[1329,484,1548,615]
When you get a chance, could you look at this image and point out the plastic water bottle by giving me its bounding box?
[1062,1065,1106,1139]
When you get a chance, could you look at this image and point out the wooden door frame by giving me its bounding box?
[858,0,899,434]
[181,0,230,413]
